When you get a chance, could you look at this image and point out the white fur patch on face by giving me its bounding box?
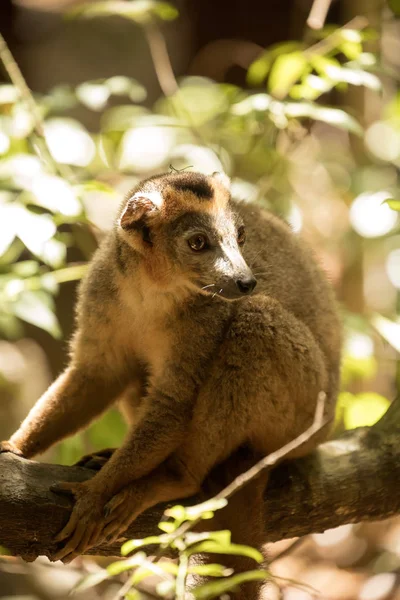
[212,171,231,191]
[131,190,164,208]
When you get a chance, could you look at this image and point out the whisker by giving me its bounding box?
[201,284,216,290]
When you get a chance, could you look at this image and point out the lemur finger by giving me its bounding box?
[104,494,125,516]
[50,482,80,497]
[54,509,80,542]
[53,522,87,560]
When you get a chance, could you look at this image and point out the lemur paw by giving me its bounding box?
[50,481,110,562]
[102,487,139,544]
[0,440,24,456]
[74,448,116,471]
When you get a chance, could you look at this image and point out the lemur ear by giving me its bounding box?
[119,191,163,231]
[212,171,231,190]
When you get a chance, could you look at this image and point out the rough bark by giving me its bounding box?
[0,400,399,560]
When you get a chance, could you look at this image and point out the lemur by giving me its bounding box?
[1,171,341,598]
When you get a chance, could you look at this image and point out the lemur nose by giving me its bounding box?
[236,277,257,294]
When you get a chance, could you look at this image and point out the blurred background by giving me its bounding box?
[1,0,400,598]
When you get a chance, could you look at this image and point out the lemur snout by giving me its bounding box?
[236,277,257,295]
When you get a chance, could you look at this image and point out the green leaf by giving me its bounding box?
[125,592,142,600]
[284,103,363,135]
[343,392,390,429]
[383,199,400,212]
[164,504,187,520]
[76,82,110,111]
[268,52,308,99]
[121,537,164,556]
[247,54,272,86]
[156,580,175,597]
[68,1,178,24]
[158,521,176,533]
[371,314,400,353]
[186,540,263,563]
[11,261,40,277]
[73,571,110,592]
[107,553,146,575]
[339,40,362,60]
[189,563,233,577]
[0,85,19,104]
[194,570,269,599]
[185,498,228,519]
[389,0,400,15]
[13,290,61,338]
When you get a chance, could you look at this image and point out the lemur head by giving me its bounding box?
[117,171,257,300]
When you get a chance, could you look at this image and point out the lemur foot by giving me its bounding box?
[74,448,116,471]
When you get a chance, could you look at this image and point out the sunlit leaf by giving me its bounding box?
[107,553,146,575]
[125,592,142,600]
[156,580,175,596]
[186,540,263,563]
[231,94,271,115]
[0,204,16,256]
[11,261,40,277]
[73,570,110,592]
[0,313,23,339]
[339,39,362,60]
[106,76,147,102]
[247,54,272,87]
[122,537,164,556]
[14,206,56,255]
[69,0,178,23]
[343,392,390,429]
[189,563,233,577]
[0,84,19,104]
[45,118,96,167]
[383,199,400,211]
[40,238,66,269]
[76,81,110,111]
[185,498,228,519]
[43,84,78,113]
[194,570,269,599]
[284,103,363,135]
[158,521,176,533]
[13,290,61,338]
[164,504,187,520]
[31,175,82,216]
[371,314,400,353]
[268,52,308,99]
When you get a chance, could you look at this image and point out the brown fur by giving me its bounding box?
[1,171,341,597]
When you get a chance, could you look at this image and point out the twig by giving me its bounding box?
[144,23,178,98]
[166,392,329,542]
[0,33,74,181]
[214,391,327,502]
[304,16,369,58]
[144,22,214,156]
[307,0,333,30]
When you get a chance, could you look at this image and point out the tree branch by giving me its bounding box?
[0,402,399,561]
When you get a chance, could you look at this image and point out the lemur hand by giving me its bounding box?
[0,440,24,456]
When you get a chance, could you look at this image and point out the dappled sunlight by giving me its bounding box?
[45,119,96,167]
[349,192,398,238]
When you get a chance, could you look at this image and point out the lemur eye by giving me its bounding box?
[237,226,246,246]
[188,234,208,252]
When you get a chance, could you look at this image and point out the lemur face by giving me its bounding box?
[118,171,257,300]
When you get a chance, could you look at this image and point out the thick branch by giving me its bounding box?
[0,407,399,560]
